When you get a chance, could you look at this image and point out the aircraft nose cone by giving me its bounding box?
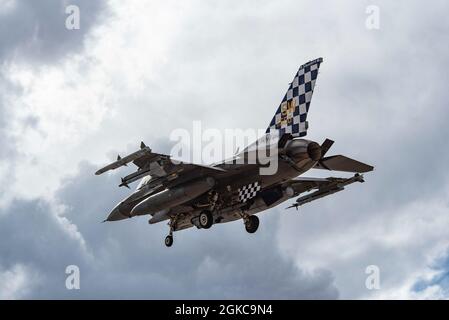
[105,202,129,221]
[307,142,321,161]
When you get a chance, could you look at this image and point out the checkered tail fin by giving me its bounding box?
[266,58,323,137]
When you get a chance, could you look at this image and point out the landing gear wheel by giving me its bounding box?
[165,235,173,247]
[245,215,259,234]
[199,210,213,229]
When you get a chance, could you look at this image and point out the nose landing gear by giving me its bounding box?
[164,215,178,247]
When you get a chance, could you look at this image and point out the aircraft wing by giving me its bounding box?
[314,155,374,173]
[286,173,365,209]
[95,141,226,188]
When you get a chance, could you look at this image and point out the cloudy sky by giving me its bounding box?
[1,0,449,299]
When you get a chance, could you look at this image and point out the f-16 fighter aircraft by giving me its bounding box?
[96,58,373,247]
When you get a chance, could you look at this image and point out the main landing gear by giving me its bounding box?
[240,210,259,234]
[164,210,259,247]
[198,210,213,229]
[245,215,259,233]
[165,234,173,247]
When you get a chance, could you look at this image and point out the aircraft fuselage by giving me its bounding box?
[107,138,321,231]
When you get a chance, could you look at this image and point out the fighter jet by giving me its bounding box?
[95,58,373,247]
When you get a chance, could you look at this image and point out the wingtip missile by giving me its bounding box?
[288,173,366,209]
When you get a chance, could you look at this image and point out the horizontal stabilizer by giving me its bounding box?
[314,155,373,173]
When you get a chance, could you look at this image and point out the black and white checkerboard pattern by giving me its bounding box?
[266,58,323,138]
[238,182,261,203]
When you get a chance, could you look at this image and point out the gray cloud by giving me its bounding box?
[0,162,338,299]
[0,199,90,298]
[0,0,109,64]
[1,0,449,299]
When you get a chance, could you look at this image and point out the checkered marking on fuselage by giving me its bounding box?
[238,182,261,203]
[266,58,323,137]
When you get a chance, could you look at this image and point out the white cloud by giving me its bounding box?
[1,1,197,203]
[0,0,16,15]
[0,264,39,299]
